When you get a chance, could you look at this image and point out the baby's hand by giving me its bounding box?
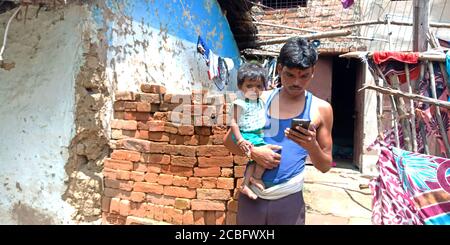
[238,140,253,156]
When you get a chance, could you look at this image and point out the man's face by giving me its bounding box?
[277,65,314,97]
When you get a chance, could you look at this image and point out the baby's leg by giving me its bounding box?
[239,164,258,200]
[250,164,265,191]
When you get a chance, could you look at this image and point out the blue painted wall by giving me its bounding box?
[93,0,241,93]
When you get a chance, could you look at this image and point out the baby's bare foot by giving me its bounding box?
[250,177,265,191]
[240,184,258,200]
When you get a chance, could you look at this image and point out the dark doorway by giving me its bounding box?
[331,56,357,163]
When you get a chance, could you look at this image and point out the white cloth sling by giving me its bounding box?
[249,171,304,200]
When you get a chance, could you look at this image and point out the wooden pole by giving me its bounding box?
[413,0,430,52]
[252,21,317,33]
[253,30,352,46]
[405,63,418,152]
[339,51,446,62]
[390,75,413,151]
[358,85,450,109]
[333,19,450,29]
[427,62,450,156]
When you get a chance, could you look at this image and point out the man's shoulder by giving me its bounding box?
[309,93,333,116]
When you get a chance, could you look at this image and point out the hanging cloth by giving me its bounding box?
[341,0,354,9]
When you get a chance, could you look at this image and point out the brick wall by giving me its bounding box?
[253,0,365,53]
[102,84,244,225]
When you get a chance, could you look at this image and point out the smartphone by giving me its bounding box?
[291,118,311,132]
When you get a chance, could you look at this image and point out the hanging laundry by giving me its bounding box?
[373,51,419,64]
[446,52,450,81]
[369,59,420,85]
[197,35,234,91]
[370,142,450,225]
[341,0,355,9]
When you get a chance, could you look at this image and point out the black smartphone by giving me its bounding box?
[291,118,311,132]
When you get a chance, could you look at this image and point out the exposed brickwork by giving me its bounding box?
[103,84,243,225]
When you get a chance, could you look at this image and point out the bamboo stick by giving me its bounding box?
[405,63,418,152]
[333,18,450,29]
[339,51,446,62]
[390,75,413,151]
[358,85,450,109]
[253,30,352,46]
[419,120,430,154]
[427,62,450,156]
[252,21,317,33]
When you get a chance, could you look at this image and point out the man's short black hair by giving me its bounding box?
[277,37,318,69]
[237,63,267,89]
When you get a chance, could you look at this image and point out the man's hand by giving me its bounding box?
[285,124,319,152]
[250,144,282,169]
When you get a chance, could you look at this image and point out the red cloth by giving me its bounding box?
[373,51,420,64]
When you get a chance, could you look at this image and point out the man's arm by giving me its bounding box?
[285,100,333,173]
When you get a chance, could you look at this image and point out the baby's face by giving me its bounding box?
[241,78,264,100]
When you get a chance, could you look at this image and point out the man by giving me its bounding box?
[223,37,333,225]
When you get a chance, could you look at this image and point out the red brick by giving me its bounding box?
[164,145,196,157]
[102,212,126,225]
[130,192,146,202]
[147,164,162,173]
[193,211,205,225]
[117,138,152,153]
[187,177,202,189]
[227,199,238,212]
[197,145,230,157]
[123,102,137,111]
[234,155,249,165]
[161,165,193,177]
[148,142,167,153]
[111,119,138,130]
[114,101,126,111]
[104,158,133,171]
[102,197,111,212]
[136,92,161,103]
[110,197,121,214]
[174,198,191,210]
[125,216,159,225]
[168,111,183,123]
[119,199,131,216]
[137,121,149,130]
[157,174,173,185]
[105,179,134,191]
[216,211,226,225]
[178,125,194,135]
[129,202,150,218]
[114,111,124,119]
[112,129,138,140]
[123,112,153,121]
[153,112,169,122]
[149,84,167,94]
[183,135,200,145]
[210,134,225,145]
[171,156,197,167]
[191,199,226,211]
[137,130,149,140]
[205,94,225,105]
[205,211,216,225]
[111,150,141,162]
[182,210,194,225]
[194,126,212,135]
[234,166,246,178]
[103,168,117,180]
[146,193,176,206]
[147,121,165,132]
[144,172,158,183]
[198,136,210,145]
[197,156,233,168]
[104,188,131,199]
[132,162,148,172]
[116,170,131,180]
[236,178,244,189]
[226,211,237,225]
[217,177,234,190]
[172,176,188,186]
[220,168,233,177]
[129,171,145,182]
[163,186,196,198]
[197,189,231,200]
[141,153,170,165]
[133,182,163,194]
[116,91,135,101]
[202,177,217,188]
[153,205,164,221]
[164,123,177,134]
[212,126,227,134]
[165,93,191,104]
[169,134,185,145]
[148,132,170,142]
[194,167,221,177]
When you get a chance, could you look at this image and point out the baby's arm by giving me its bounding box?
[231,105,253,155]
